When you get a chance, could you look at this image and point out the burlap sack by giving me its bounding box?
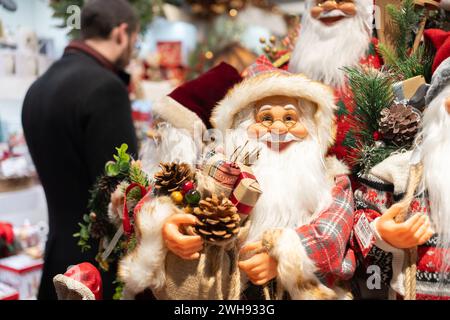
[153,244,241,300]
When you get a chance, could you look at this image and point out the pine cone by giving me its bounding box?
[90,217,111,239]
[379,103,421,146]
[192,194,240,245]
[154,162,192,195]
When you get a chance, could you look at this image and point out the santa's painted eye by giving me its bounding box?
[262,114,273,122]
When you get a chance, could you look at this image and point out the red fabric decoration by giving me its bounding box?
[0,222,14,245]
[123,183,150,236]
[169,62,243,129]
[424,29,450,73]
[63,263,103,300]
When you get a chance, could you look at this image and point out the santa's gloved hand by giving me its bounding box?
[376,204,434,249]
[162,214,204,260]
[238,241,278,286]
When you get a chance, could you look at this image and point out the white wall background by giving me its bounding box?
[1,0,69,58]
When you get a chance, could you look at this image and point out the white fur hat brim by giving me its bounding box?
[152,96,207,137]
[210,71,337,153]
[53,274,96,300]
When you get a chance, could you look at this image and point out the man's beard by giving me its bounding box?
[288,9,371,88]
[116,39,133,70]
[140,122,199,177]
[225,121,333,244]
[421,86,450,282]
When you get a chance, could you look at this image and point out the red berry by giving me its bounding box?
[182,181,195,194]
[373,131,381,141]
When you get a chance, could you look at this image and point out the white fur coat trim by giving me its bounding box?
[118,197,176,298]
[210,72,337,154]
[153,95,206,136]
[325,156,350,179]
[267,228,339,299]
[369,151,412,195]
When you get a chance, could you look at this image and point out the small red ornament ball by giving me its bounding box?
[182,181,195,194]
[373,131,381,141]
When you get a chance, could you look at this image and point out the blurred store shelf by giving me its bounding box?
[0,76,36,101]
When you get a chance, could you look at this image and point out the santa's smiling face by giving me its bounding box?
[247,96,310,152]
[288,0,372,88]
[224,95,333,243]
[311,0,357,26]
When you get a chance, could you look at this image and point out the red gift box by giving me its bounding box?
[0,254,43,299]
[0,282,19,300]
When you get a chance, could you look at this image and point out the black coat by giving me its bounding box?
[22,49,138,300]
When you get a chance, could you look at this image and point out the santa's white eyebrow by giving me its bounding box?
[284,104,298,111]
[258,105,272,112]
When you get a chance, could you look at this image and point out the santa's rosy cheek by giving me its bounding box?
[310,6,323,19]
[445,97,450,114]
[339,3,357,16]
[289,123,309,139]
[247,124,267,139]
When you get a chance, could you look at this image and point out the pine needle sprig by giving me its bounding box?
[377,0,426,80]
[387,0,423,61]
[344,66,394,144]
[353,142,399,175]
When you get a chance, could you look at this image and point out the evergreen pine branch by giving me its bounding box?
[129,162,149,187]
[354,143,399,174]
[386,0,422,60]
[377,43,397,67]
[344,66,394,144]
[378,0,425,80]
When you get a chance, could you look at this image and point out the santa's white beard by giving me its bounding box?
[421,86,450,279]
[225,122,333,244]
[140,123,199,177]
[288,10,371,88]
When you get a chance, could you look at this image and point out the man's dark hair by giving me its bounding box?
[81,0,139,40]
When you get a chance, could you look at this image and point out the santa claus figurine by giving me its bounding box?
[118,64,356,299]
[287,0,381,164]
[352,56,450,299]
[212,67,356,300]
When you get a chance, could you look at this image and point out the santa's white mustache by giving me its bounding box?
[318,10,349,19]
[257,132,302,144]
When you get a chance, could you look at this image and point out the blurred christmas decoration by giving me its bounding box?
[212,43,258,74]
[49,0,170,38]
[259,28,299,67]
[186,0,273,19]
[75,144,148,255]
[187,15,246,79]
[377,0,438,81]
[426,8,450,31]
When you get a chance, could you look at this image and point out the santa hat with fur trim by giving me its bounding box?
[53,263,102,300]
[210,68,337,155]
[152,62,242,136]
